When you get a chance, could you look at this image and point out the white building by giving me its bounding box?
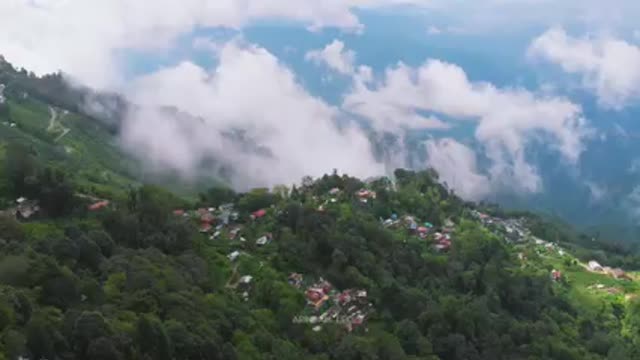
[588,261,603,272]
[227,251,240,262]
[0,84,5,104]
[256,235,271,246]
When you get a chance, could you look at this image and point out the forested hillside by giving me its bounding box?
[1,60,640,360]
[1,154,640,359]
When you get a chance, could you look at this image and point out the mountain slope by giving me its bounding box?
[1,60,640,360]
[0,162,640,359]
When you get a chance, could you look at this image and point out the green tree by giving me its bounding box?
[87,337,122,360]
[25,316,56,360]
[4,142,38,197]
[199,186,237,207]
[72,311,110,358]
[0,215,25,242]
[135,315,173,360]
[36,166,76,217]
[238,188,277,213]
[88,230,116,257]
[0,255,31,287]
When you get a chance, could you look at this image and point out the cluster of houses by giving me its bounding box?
[321,186,452,252]
[169,203,278,302]
[173,203,277,249]
[533,237,565,257]
[315,186,379,211]
[587,261,632,281]
[380,214,453,251]
[173,203,241,236]
[0,83,5,104]
[470,210,529,243]
[355,189,377,203]
[295,276,374,332]
[316,186,377,210]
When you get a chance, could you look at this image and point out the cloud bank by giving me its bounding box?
[121,41,384,189]
[529,28,640,109]
[122,37,590,198]
[341,57,589,195]
[0,0,426,88]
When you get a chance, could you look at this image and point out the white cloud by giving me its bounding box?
[427,26,442,35]
[306,40,375,86]
[0,0,428,88]
[343,57,589,196]
[528,27,640,109]
[625,185,640,219]
[426,25,468,36]
[424,138,491,200]
[628,158,640,174]
[306,40,356,75]
[121,40,385,190]
[585,181,607,202]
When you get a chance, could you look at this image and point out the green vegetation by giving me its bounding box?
[1,58,640,359]
[0,96,137,206]
[1,155,640,359]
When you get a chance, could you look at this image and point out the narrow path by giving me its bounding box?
[47,106,57,131]
[54,128,70,142]
[225,263,240,289]
[47,106,70,142]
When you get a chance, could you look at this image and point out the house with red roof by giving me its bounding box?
[199,223,212,233]
[88,200,109,211]
[200,212,215,223]
[251,209,267,220]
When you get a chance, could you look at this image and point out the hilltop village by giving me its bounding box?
[4,175,638,336]
[40,179,628,334]
[2,165,640,358]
